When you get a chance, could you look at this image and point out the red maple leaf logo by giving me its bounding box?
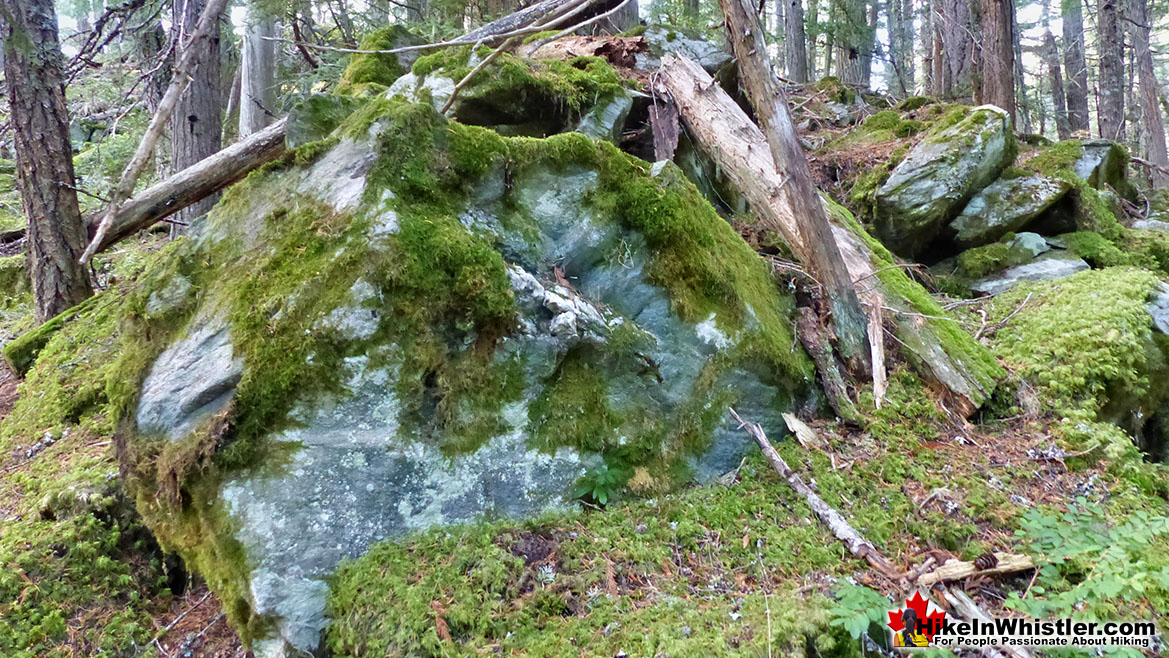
[887,590,947,641]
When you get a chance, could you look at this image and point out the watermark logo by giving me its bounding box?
[886,590,947,648]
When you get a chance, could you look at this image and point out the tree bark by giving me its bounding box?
[718,0,872,375]
[1062,0,1090,132]
[82,0,231,263]
[786,0,809,82]
[658,54,1001,416]
[1097,0,1125,140]
[0,0,94,322]
[937,0,975,98]
[1044,31,1072,139]
[88,119,288,255]
[1128,0,1169,187]
[240,3,277,138]
[172,0,223,227]
[980,0,1016,120]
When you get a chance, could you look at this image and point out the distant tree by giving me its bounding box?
[979,0,1016,119]
[1097,0,1125,140]
[0,0,94,321]
[786,0,810,82]
[1128,0,1169,186]
[936,0,975,97]
[171,0,223,227]
[1043,31,1072,139]
[240,2,277,137]
[1061,0,1089,132]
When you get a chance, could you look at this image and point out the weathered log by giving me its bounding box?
[730,408,901,578]
[917,552,1035,586]
[940,587,1036,658]
[796,308,862,423]
[717,0,871,377]
[658,54,1002,416]
[86,118,287,254]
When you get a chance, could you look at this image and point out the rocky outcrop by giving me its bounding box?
[874,106,1016,258]
[949,174,1071,248]
[116,98,813,656]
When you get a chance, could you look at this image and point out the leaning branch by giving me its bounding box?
[81,0,231,264]
[84,118,288,255]
[730,408,901,578]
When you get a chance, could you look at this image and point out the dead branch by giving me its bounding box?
[939,587,1037,658]
[729,408,901,578]
[916,552,1035,586]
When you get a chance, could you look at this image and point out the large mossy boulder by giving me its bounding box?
[948,174,1071,248]
[114,99,814,655]
[336,25,424,93]
[874,105,1015,259]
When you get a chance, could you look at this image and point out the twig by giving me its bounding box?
[528,0,638,51]
[148,591,213,651]
[729,408,901,578]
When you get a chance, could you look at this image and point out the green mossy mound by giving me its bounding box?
[337,25,424,92]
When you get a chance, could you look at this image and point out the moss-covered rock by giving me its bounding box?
[109,100,814,654]
[948,174,1071,248]
[336,25,423,92]
[390,50,634,139]
[874,106,1016,259]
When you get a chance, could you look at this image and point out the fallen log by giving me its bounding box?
[658,55,1002,416]
[717,0,871,377]
[730,408,901,579]
[940,587,1036,658]
[916,552,1034,586]
[84,118,288,255]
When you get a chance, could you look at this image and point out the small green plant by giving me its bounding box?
[1006,500,1169,620]
[829,584,892,639]
[573,463,626,506]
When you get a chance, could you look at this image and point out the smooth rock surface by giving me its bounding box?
[972,251,1090,295]
[950,175,1070,248]
[875,106,1015,258]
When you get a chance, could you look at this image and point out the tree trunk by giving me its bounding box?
[658,54,1001,415]
[1010,0,1030,132]
[684,0,701,17]
[786,0,809,82]
[1128,0,1169,186]
[0,0,94,322]
[888,0,914,94]
[171,0,223,228]
[1062,0,1090,132]
[807,0,820,78]
[240,4,277,138]
[718,0,872,374]
[136,21,172,112]
[979,0,1015,120]
[938,0,974,98]
[1097,0,1125,140]
[1044,31,1072,139]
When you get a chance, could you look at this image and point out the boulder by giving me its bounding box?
[971,250,1089,295]
[117,100,813,656]
[634,26,732,74]
[948,175,1071,248]
[336,25,424,92]
[875,106,1016,259]
[1074,139,1134,199]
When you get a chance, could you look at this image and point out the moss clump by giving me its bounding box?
[0,254,27,302]
[987,267,1161,422]
[813,76,856,104]
[1055,231,1127,267]
[337,25,421,91]
[861,110,900,131]
[896,95,934,111]
[894,119,923,137]
[956,242,1010,278]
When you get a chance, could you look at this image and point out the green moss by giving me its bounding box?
[894,119,923,137]
[0,254,27,303]
[861,110,901,131]
[813,76,856,104]
[1056,231,1128,267]
[2,294,104,376]
[956,242,1010,278]
[337,25,420,91]
[896,95,934,111]
[986,267,1161,422]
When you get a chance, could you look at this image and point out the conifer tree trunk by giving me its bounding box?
[980,0,1016,120]
[786,0,810,82]
[938,0,974,98]
[0,0,94,322]
[1129,0,1169,186]
[171,0,223,226]
[1097,0,1125,140]
[240,3,277,138]
[1044,31,1072,139]
[1062,0,1090,132]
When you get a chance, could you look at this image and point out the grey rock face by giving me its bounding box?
[971,251,1089,295]
[950,175,1071,248]
[1148,284,1169,335]
[1133,219,1169,232]
[1075,139,1133,198]
[1004,232,1052,261]
[635,26,732,73]
[576,91,634,143]
[132,128,806,655]
[875,106,1015,258]
[136,315,243,441]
